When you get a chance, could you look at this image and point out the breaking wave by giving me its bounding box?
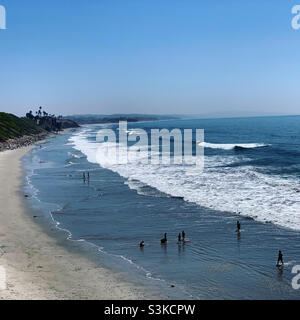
[69,130,300,231]
[198,142,269,150]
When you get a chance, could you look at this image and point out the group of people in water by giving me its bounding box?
[82,172,90,183]
[140,221,284,267]
[139,230,186,248]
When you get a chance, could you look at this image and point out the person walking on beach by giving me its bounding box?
[277,250,284,266]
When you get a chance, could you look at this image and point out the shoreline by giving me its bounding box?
[0,146,159,300]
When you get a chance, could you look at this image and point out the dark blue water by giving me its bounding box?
[24,116,300,299]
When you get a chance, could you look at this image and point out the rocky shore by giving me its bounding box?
[0,133,48,152]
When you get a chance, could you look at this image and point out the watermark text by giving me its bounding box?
[292,265,300,289]
[96,121,204,174]
[0,266,6,290]
[292,5,300,30]
[0,4,6,30]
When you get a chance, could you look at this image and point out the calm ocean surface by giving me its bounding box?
[23,116,300,299]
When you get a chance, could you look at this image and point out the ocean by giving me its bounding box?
[23,116,300,299]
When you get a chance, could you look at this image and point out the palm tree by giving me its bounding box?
[38,106,42,117]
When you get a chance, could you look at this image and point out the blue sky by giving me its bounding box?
[0,0,299,116]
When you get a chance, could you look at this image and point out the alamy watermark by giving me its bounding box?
[0,265,6,290]
[95,121,204,173]
[292,5,300,30]
[292,265,300,290]
[0,4,6,30]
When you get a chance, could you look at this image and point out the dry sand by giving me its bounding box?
[0,147,158,300]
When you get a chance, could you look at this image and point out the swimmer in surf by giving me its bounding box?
[139,241,145,248]
[161,233,167,244]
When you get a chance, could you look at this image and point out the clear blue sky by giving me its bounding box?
[0,0,299,116]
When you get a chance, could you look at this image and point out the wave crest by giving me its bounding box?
[198,142,269,150]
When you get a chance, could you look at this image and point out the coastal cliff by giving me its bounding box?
[0,112,79,151]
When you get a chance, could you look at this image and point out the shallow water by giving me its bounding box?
[23,116,300,299]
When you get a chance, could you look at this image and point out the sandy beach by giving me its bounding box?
[0,147,157,300]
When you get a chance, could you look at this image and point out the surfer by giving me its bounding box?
[178,233,181,243]
[236,221,241,232]
[277,250,284,266]
[139,240,145,248]
[161,233,167,244]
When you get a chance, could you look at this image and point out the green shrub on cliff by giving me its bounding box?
[0,112,45,142]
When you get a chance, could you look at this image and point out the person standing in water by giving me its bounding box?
[277,250,284,266]
[88,172,90,182]
[237,221,241,232]
[139,240,145,248]
[178,233,181,243]
[83,172,86,182]
[182,230,185,242]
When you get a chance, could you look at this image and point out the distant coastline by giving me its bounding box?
[63,114,180,125]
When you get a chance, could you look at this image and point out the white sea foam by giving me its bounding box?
[198,142,269,150]
[69,130,300,231]
[68,152,84,159]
